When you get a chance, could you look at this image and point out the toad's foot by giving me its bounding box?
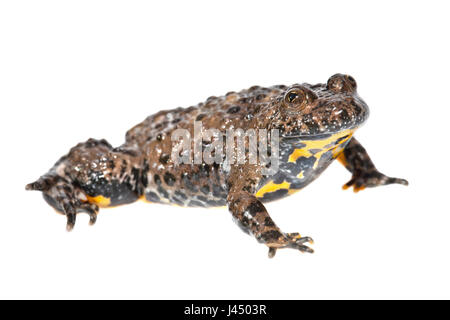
[342,170,409,193]
[26,175,99,231]
[267,233,314,258]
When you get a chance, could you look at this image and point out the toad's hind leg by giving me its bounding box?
[226,166,313,258]
[338,137,408,192]
[26,138,143,230]
[227,191,313,258]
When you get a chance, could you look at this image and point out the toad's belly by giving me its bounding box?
[256,129,354,202]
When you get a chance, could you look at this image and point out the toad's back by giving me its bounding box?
[123,85,289,207]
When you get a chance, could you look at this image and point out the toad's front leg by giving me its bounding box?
[338,137,408,192]
[226,167,313,258]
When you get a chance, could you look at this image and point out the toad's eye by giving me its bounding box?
[286,91,301,103]
[283,86,316,108]
[284,88,305,105]
[327,74,357,93]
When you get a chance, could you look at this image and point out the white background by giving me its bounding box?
[0,0,449,299]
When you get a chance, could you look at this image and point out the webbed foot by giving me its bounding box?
[342,170,409,193]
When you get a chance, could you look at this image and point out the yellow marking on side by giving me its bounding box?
[297,171,304,179]
[255,180,291,198]
[288,129,354,169]
[86,195,111,207]
[288,189,301,195]
[139,195,152,204]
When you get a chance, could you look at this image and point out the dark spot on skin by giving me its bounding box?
[157,186,169,199]
[212,184,225,198]
[227,106,240,114]
[156,133,163,141]
[181,173,198,192]
[256,94,266,100]
[154,121,168,130]
[159,154,170,164]
[108,160,115,170]
[131,167,140,190]
[154,174,161,185]
[245,114,254,120]
[163,172,176,186]
[141,171,148,188]
[171,196,185,206]
[174,190,187,200]
[264,217,275,227]
[339,109,350,123]
[141,160,150,188]
[200,185,210,195]
[131,167,140,179]
[171,118,181,124]
[272,174,285,184]
[145,191,160,203]
[199,163,210,177]
[295,155,317,171]
[196,113,206,121]
[245,201,266,217]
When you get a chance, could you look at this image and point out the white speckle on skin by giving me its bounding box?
[56,163,66,176]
